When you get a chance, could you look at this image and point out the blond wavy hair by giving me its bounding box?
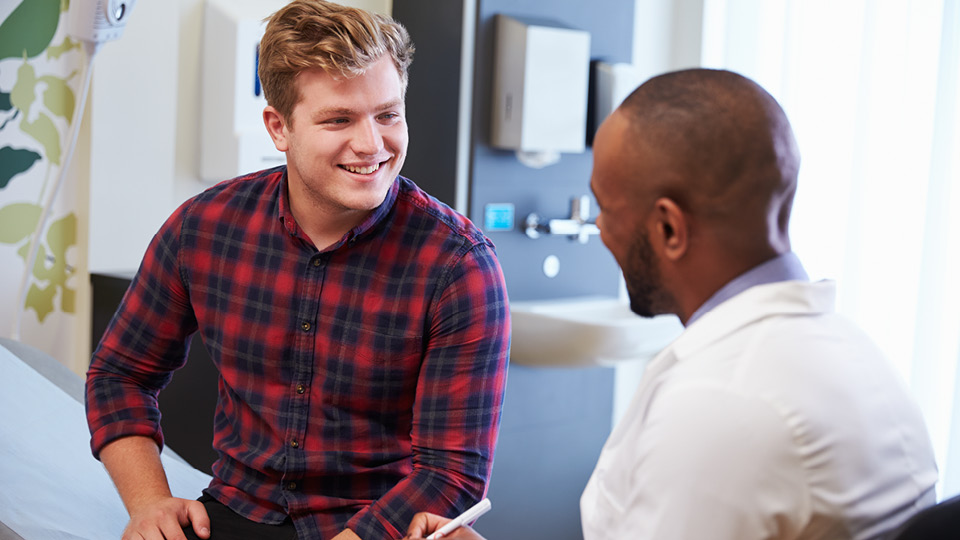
[258,0,414,121]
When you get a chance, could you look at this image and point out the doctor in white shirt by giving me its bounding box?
[405,68,938,540]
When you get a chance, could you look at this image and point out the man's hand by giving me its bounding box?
[98,437,209,540]
[404,512,487,540]
[121,496,210,540]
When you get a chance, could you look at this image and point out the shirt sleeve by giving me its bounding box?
[85,200,198,459]
[346,241,510,539]
[588,384,811,540]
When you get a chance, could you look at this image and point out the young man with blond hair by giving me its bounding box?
[86,2,510,539]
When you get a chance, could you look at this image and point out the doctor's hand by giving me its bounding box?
[122,496,210,540]
[404,512,487,540]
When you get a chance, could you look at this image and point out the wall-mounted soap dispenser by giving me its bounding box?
[200,0,287,182]
[490,14,591,168]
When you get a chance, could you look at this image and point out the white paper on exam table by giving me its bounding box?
[0,344,212,540]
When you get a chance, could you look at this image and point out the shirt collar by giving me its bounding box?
[276,168,401,248]
[686,251,809,326]
[350,176,400,243]
[277,169,299,238]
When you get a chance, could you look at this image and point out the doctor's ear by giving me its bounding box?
[263,106,289,152]
[651,197,688,261]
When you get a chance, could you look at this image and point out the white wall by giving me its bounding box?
[88,1,177,274]
[633,0,703,80]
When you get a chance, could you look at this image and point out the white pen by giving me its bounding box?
[426,498,492,539]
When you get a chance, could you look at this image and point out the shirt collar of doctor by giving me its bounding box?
[669,277,836,362]
[686,251,809,327]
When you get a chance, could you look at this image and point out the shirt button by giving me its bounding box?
[312,258,321,267]
[286,481,298,491]
[301,321,311,331]
[296,384,306,394]
[291,440,299,448]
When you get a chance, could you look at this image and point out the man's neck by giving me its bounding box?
[287,184,369,252]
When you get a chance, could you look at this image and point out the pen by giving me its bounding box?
[426,498,492,539]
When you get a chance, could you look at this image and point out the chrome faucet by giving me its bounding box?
[524,196,601,244]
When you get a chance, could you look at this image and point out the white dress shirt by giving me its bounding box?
[581,279,938,540]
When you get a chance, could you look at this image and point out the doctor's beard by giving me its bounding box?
[624,229,677,319]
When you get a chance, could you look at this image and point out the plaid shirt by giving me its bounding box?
[86,167,510,539]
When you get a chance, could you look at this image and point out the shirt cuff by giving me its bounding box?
[346,507,401,540]
[89,421,164,460]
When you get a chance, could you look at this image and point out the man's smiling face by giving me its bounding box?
[276,56,408,218]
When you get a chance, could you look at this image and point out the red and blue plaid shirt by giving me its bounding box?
[86,167,510,539]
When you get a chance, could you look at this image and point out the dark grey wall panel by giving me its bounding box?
[393,3,634,539]
[91,273,220,473]
[470,0,634,302]
[396,0,635,303]
[477,365,615,540]
[394,0,465,208]
[468,2,634,536]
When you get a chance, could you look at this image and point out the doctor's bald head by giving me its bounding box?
[620,68,800,246]
[590,69,802,323]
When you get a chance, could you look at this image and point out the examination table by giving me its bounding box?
[0,338,211,540]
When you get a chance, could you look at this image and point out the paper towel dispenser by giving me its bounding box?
[200,0,287,182]
[490,14,591,161]
[593,62,641,136]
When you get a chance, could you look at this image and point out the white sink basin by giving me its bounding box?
[509,296,682,367]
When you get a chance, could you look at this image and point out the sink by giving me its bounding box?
[509,296,682,367]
